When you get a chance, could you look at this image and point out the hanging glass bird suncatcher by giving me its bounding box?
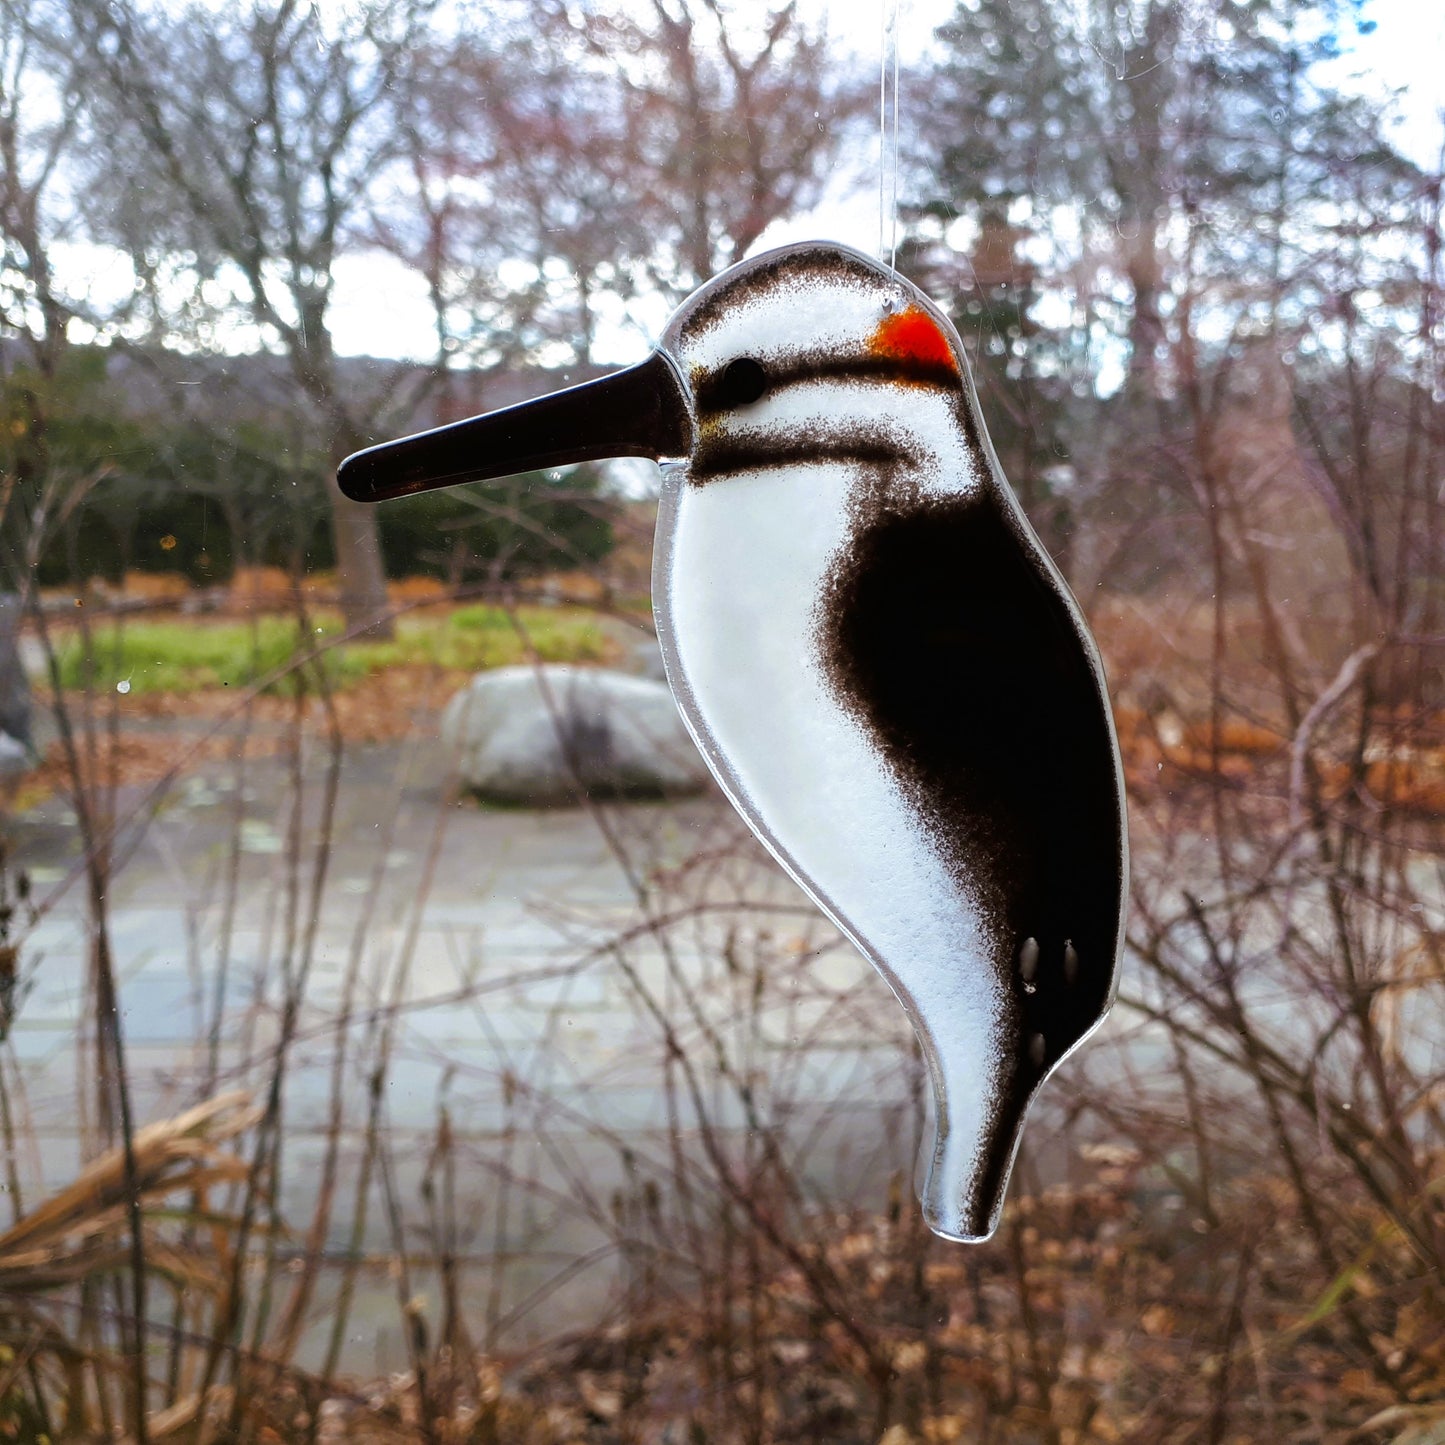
[339,242,1129,1242]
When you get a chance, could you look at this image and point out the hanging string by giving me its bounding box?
[891,1,902,270]
[878,1,888,264]
[879,0,904,270]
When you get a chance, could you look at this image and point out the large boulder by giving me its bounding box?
[440,665,710,805]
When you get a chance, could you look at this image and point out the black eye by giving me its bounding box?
[718,357,768,407]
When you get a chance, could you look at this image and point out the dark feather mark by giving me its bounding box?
[690,432,911,486]
[695,352,960,419]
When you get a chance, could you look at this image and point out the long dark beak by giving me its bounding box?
[337,351,693,503]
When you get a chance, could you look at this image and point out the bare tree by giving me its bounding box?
[591,0,873,302]
[366,11,650,398]
[67,0,448,637]
[0,0,80,529]
[368,0,870,388]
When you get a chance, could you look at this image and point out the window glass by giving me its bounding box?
[1,0,1441,1435]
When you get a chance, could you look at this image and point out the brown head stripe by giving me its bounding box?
[678,249,895,344]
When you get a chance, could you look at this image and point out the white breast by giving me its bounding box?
[653,444,1010,1238]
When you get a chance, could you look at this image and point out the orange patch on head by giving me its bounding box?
[870,306,958,373]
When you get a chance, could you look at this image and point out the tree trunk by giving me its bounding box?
[327,473,393,640]
[1125,211,1166,394]
[298,301,393,639]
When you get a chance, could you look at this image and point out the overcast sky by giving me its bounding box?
[322,0,1442,364]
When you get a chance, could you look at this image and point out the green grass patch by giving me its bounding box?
[56,606,612,696]
[57,617,318,695]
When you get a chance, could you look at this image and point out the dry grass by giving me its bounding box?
[0,1092,257,1293]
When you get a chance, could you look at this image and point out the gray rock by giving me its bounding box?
[630,635,670,683]
[0,731,27,776]
[440,665,710,805]
[0,594,32,754]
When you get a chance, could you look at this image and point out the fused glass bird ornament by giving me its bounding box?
[339,242,1128,1242]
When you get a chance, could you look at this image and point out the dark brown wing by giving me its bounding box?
[818,487,1126,1222]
